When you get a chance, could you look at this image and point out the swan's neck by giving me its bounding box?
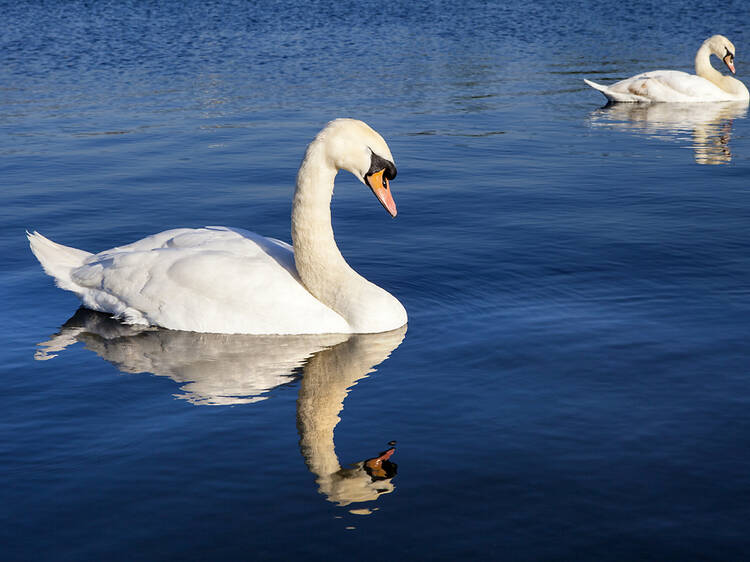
[695,44,746,97]
[291,140,349,285]
[291,142,404,333]
[695,43,723,85]
[292,142,361,319]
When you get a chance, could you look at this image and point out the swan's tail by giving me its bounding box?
[583,78,610,94]
[27,231,92,292]
[583,78,646,103]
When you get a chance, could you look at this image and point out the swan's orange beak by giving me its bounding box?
[724,54,736,74]
[365,169,397,218]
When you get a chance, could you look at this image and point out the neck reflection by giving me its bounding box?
[296,329,406,506]
[36,309,406,506]
[588,101,748,165]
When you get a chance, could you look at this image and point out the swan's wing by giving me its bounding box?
[70,226,350,334]
[584,78,652,102]
[640,71,735,100]
[605,71,733,102]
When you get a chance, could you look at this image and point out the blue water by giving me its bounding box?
[3,1,750,559]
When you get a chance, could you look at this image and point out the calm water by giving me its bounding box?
[3,1,750,560]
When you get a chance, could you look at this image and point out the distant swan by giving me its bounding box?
[28,119,407,334]
[584,35,750,103]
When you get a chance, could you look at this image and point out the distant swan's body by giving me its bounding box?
[585,35,750,103]
[28,119,407,335]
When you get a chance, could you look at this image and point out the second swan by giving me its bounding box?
[584,35,750,103]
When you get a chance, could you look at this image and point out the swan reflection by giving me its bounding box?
[36,309,406,506]
[588,101,747,164]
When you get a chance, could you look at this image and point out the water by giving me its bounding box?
[3,1,750,559]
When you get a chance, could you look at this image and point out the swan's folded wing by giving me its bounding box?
[70,227,350,334]
[626,71,732,101]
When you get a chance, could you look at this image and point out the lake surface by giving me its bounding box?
[3,1,750,560]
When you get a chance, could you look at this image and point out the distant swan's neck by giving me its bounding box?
[694,43,744,96]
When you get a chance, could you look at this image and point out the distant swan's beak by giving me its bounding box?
[724,54,736,74]
[365,169,398,218]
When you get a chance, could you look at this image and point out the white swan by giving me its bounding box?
[588,101,747,164]
[28,119,407,335]
[584,35,750,103]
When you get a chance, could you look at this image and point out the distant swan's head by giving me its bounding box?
[705,35,737,74]
[313,118,399,217]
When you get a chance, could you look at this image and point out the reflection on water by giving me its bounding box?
[296,329,404,506]
[36,308,347,405]
[589,101,748,164]
[36,309,406,507]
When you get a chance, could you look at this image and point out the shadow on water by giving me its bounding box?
[36,308,406,508]
[588,101,748,164]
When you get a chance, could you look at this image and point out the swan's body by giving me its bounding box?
[28,119,407,335]
[585,35,750,103]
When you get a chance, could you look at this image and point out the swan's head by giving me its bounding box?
[317,118,399,217]
[706,35,737,74]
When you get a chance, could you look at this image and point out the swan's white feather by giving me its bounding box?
[586,71,741,103]
[585,35,750,103]
[28,230,93,291]
[28,119,407,335]
[31,227,350,334]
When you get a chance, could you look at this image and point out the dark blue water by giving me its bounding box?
[3,1,750,560]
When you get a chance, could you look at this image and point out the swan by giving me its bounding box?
[28,119,407,335]
[584,35,750,103]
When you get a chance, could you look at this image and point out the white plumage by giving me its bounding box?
[28,119,407,335]
[585,35,750,103]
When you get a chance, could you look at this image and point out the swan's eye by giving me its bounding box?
[368,151,397,181]
[382,175,388,188]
